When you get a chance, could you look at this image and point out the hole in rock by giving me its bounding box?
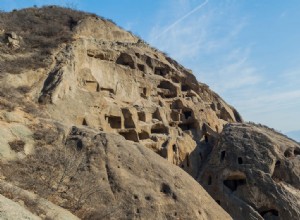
[151,124,168,134]
[122,109,135,129]
[172,144,177,153]
[138,131,149,140]
[107,116,122,129]
[294,148,300,156]
[223,174,247,192]
[119,130,139,142]
[284,149,293,158]
[181,84,190,92]
[160,183,172,195]
[220,151,226,162]
[238,157,243,164]
[154,67,167,76]
[208,176,212,185]
[157,80,177,98]
[82,118,88,126]
[260,209,279,219]
[116,53,135,69]
[138,112,146,122]
[183,110,192,120]
[204,135,208,143]
[152,109,162,121]
[137,64,145,71]
[186,155,190,167]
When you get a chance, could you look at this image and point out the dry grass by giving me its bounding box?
[0,6,97,74]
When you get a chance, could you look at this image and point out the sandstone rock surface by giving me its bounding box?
[198,123,300,220]
[0,6,299,220]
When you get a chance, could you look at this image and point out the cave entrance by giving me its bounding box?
[106,115,122,129]
[223,173,247,192]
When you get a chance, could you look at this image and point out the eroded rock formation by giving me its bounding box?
[198,123,300,219]
[0,6,299,220]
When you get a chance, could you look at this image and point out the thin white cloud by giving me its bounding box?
[153,0,209,40]
[149,0,299,133]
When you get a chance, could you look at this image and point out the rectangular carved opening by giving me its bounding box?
[106,115,122,129]
[138,112,146,122]
[119,130,139,142]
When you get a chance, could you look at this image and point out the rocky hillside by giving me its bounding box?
[0,6,299,220]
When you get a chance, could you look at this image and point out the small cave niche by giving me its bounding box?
[152,109,162,121]
[215,200,221,205]
[171,110,180,121]
[284,148,293,158]
[154,67,168,76]
[138,112,146,122]
[138,131,150,140]
[238,157,243,164]
[139,87,148,98]
[160,183,172,196]
[119,130,139,142]
[294,147,300,156]
[181,84,191,92]
[137,64,145,72]
[172,144,177,153]
[151,124,169,134]
[82,118,88,126]
[210,103,216,111]
[171,77,180,83]
[122,109,136,129]
[259,209,279,219]
[157,80,177,98]
[67,137,83,151]
[106,115,122,129]
[116,53,135,69]
[179,122,194,131]
[223,174,247,192]
[272,160,282,181]
[183,110,192,120]
[146,56,153,69]
[204,135,209,143]
[208,175,212,185]
[186,155,190,167]
[220,151,226,162]
[171,99,184,109]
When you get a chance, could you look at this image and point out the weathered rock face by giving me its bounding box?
[198,123,300,220]
[33,16,241,180]
[0,6,299,220]
[0,6,233,219]
[0,10,242,180]
[0,121,231,219]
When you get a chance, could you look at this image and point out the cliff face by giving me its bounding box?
[198,123,300,220]
[0,6,299,220]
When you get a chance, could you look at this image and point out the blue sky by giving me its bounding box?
[1,0,300,139]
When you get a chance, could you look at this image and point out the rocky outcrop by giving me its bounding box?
[198,123,300,220]
[32,16,242,180]
[0,114,231,219]
[0,6,299,220]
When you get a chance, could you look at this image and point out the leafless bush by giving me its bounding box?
[3,144,102,211]
[8,140,25,152]
[0,6,96,74]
